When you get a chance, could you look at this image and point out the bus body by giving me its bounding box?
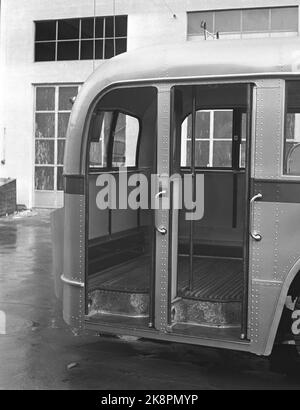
[52,38,300,357]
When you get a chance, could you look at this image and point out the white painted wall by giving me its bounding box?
[0,0,300,207]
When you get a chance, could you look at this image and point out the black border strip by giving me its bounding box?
[253,179,300,203]
[64,175,85,195]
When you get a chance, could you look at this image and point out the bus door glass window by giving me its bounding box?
[181,109,234,168]
[284,81,300,175]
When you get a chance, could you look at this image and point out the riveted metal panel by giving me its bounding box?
[50,208,64,300]
[154,85,171,331]
[250,201,300,281]
[62,193,85,331]
[249,280,282,354]
[248,200,300,353]
[254,80,284,180]
[255,79,283,89]
[250,202,279,282]
[247,78,300,354]
[270,202,300,282]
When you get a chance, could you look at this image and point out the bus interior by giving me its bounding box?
[86,83,250,336]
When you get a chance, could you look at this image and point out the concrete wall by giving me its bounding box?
[1,0,300,207]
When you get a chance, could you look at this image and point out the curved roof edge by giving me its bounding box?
[64,37,300,176]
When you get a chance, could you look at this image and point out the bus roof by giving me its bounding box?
[83,37,300,89]
[65,37,300,175]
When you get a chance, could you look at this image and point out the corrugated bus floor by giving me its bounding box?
[88,255,243,302]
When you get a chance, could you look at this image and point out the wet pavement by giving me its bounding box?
[0,209,299,390]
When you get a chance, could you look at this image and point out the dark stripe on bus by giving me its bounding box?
[253,180,300,203]
[64,175,85,195]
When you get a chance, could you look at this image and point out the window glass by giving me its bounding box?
[242,8,269,32]
[35,113,55,138]
[112,114,139,167]
[213,141,232,167]
[58,19,80,40]
[35,167,54,190]
[81,40,94,59]
[284,81,300,175]
[95,17,104,38]
[36,87,55,111]
[187,12,213,35]
[59,87,78,110]
[89,111,113,168]
[105,16,115,37]
[115,16,128,37]
[116,38,127,55]
[271,7,298,31]
[81,18,94,38]
[57,140,65,165]
[195,112,210,139]
[215,10,241,33]
[213,110,233,167]
[35,21,57,41]
[187,7,298,40]
[194,140,209,167]
[35,140,54,164]
[180,117,189,167]
[35,42,56,62]
[57,167,64,191]
[105,39,115,59]
[58,113,70,138]
[35,16,127,62]
[181,110,233,168]
[57,41,79,60]
[214,110,233,139]
[95,40,104,59]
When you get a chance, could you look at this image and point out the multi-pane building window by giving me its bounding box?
[35,85,79,192]
[35,16,127,62]
[188,7,298,40]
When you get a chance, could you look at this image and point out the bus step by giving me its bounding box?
[172,298,241,327]
[88,289,149,318]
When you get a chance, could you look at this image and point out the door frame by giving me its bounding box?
[166,80,255,339]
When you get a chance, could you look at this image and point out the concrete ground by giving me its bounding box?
[0,209,299,390]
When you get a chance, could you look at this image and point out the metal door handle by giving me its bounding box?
[250,193,263,241]
[155,190,167,199]
[156,225,167,235]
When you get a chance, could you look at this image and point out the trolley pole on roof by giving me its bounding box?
[201,21,219,40]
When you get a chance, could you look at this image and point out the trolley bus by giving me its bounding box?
[52,37,300,359]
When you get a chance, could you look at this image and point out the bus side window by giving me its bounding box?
[284,81,300,175]
[88,111,139,169]
[89,111,113,168]
[111,113,139,168]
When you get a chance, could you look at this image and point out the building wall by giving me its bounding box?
[1,0,300,207]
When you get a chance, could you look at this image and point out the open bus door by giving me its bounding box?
[167,83,253,340]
